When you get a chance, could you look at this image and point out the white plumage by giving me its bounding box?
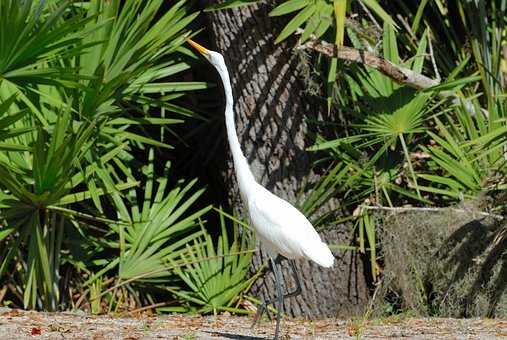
[187,39,334,339]
[248,183,334,267]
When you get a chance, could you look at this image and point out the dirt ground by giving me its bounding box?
[0,308,506,339]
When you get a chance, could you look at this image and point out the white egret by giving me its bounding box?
[187,39,334,340]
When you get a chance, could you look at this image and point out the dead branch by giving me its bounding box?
[299,39,439,90]
[297,35,487,117]
[360,205,504,220]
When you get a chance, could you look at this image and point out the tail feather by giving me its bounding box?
[303,242,334,268]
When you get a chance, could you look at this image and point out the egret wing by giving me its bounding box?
[248,186,334,267]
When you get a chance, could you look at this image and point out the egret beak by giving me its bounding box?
[187,38,209,56]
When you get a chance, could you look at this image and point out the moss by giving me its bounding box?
[374,208,506,318]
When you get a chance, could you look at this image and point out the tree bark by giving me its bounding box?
[202,2,369,317]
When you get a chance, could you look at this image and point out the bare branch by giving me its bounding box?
[296,31,487,117]
[360,205,504,220]
[298,38,439,90]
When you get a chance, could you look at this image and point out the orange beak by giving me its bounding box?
[187,38,209,55]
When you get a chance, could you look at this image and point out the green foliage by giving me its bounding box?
[267,0,395,44]
[268,0,394,110]
[303,0,507,311]
[205,0,394,43]
[0,0,255,314]
[165,210,258,315]
[114,149,210,281]
[0,105,107,310]
[309,24,434,211]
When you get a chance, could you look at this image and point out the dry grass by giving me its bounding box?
[376,208,506,318]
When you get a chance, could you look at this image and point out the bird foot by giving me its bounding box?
[250,300,272,329]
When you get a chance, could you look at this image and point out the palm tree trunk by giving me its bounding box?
[202,2,369,317]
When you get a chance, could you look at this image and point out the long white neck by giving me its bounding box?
[215,61,257,199]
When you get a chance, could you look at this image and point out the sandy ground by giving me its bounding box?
[0,309,505,339]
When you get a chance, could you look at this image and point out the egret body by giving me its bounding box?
[187,39,334,339]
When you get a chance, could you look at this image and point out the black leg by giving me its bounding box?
[251,258,277,328]
[284,260,302,299]
[269,257,302,299]
[251,257,304,339]
[272,257,283,340]
[251,298,269,328]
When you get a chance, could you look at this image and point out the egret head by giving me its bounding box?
[187,39,225,69]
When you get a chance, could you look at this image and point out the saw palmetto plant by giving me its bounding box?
[165,209,259,315]
[303,0,507,308]
[0,0,246,312]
